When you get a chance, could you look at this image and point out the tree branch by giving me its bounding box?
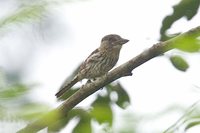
[17,26,200,133]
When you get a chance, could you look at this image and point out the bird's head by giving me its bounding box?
[100,34,129,50]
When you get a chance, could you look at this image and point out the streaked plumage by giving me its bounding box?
[55,34,129,98]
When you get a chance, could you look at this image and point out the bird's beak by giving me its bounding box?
[119,38,129,45]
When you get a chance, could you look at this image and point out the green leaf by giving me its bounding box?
[0,4,47,29]
[114,83,130,109]
[170,55,189,72]
[48,108,91,132]
[173,35,200,52]
[160,0,200,41]
[72,109,92,133]
[15,103,50,120]
[106,83,130,109]
[0,84,29,99]
[73,116,92,133]
[91,96,113,125]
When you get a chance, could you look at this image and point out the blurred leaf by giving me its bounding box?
[71,108,91,133]
[0,0,87,37]
[73,114,91,133]
[173,35,200,52]
[48,108,91,132]
[170,55,189,72]
[114,83,130,109]
[91,96,113,125]
[106,83,130,109]
[185,120,200,131]
[164,101,200,133]
[0,105,6,119]
[48,116,70,132]
[160,0,200,41]
[16,103,50,120]
[0,3,47,30]
[48,112,72,132]
[0,101,50,120]
[0,84,29,99]
[0,68,51,127]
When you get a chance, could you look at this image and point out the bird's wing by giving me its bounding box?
[79,48,101,70]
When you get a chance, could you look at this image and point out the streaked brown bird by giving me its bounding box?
[55,34,129,98]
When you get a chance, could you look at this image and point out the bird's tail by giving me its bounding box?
[55,76,79,98]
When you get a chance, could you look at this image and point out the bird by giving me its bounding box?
[55,34,129,98]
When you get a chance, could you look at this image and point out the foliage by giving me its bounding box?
[0,0,200,133]
[0,69,50,121]
[164,101,200,133]
[160,0,200,41]
[160,0,200,132]
[53,82,130,132]
[161,0,200,73]
[0,0,86,37]
[169,55,189,72]
[0,1,48,37]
